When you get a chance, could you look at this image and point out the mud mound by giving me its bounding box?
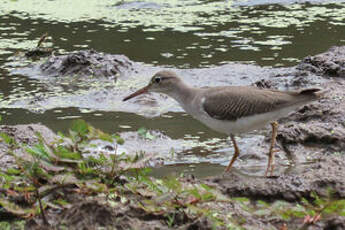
[298,46,345,78]
[40,50,134,78]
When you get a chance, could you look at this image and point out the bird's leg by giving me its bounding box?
[265,121,278,177]
[224,134,240,172]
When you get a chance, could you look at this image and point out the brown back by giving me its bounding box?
[202,86,320,121]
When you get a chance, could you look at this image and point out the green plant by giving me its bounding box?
[0,120,133,223]
[137,127,155,140]
[249,190,345,225]
[165,212,175,227]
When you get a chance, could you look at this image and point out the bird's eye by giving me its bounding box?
[154,77,161,84]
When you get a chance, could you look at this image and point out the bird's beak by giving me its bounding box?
[123,85,150,101]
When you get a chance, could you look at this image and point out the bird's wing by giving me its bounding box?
[202,86,298,121]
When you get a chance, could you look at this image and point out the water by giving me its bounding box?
[0,0,344,176]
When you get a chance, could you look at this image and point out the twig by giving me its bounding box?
[37,33,48,48]
[35,188,49,226]
[110,144,118,178]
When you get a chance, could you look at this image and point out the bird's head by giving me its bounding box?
[123,70,181,101]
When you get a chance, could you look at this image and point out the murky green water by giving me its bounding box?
[1,0,345,175]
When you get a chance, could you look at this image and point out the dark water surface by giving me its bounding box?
[1,0,344,175]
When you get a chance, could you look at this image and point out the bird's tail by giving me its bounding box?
[298,88,326,100]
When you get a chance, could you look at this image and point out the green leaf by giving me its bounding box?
[145,132,155,140]
[25,161,51,179]
[188,188,201,200]
[78,162,97,175]
[0,172,14,183]
[54,146,81,160]
[98,132,113,143]
[0,199,35,217]
[253,209,270,216]
[137,127,156,140]
[311,191,324,207]
[6,168,21,175]
[323,203,340,214]
[0,221,25,230]
[280,212,291,220]
[163,176,182,192]
[290,210,306,218]
[301,197,310,206]
[53,199,71,208]
[233,197,250,203]
[71,119,89,136]
[201,192,215,201]
[25,144,51,161]
[257,200,269,207]
[113,134,124,145]
[200,183,212,192]
[57,131,65,138]
[0,132,15,145]
[137,127,147,137]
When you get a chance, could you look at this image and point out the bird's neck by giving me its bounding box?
[166,81,197,107]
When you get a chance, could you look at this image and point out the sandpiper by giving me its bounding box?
[123,70,322,176]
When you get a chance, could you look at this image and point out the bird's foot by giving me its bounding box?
[264,148,280,177]
[222,168,230,176]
